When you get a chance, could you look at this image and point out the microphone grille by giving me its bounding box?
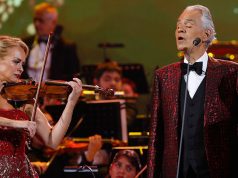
[193,38,201,46]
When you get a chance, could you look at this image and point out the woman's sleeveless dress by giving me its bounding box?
[0,109,38,178]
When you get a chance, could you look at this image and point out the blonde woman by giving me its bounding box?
[0,35,82,177]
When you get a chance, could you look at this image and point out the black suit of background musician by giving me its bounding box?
[22,25,80,81]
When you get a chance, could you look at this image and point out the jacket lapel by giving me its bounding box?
[203,57,221,126]
[170,62,183,141]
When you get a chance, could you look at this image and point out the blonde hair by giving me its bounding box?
[0,36,29,58]
[34,2,58,20]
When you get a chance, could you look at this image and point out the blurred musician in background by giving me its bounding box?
[105,149,142,178]
[121,78,138,98]
[93,60,138,126]
[22,2,80,82]
[66,134,108,166]
[93,60,122,92]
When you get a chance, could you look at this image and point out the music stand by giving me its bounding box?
[74,99,128,142]
[45,99,128,142]
[45,101,86,136]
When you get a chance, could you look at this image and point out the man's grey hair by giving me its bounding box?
[185,5,216,48]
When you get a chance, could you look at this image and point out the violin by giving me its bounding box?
[1,79,114,102]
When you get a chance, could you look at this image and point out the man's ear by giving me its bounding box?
[203,29,212,42]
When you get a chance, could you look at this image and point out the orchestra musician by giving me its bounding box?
[22,2,80,82]
[93,60,123,92]
[0,35,82,177]
[105,149,142,178]
[93,60,138,126]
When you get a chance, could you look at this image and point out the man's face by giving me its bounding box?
[175,9,207,51]
[96,71,122,91]
[33,11,57,37]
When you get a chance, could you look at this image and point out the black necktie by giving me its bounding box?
[181,62,203,75]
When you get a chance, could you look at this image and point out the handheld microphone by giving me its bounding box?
[176,37,201,178]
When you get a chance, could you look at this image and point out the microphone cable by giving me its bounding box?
[175,37,201,178]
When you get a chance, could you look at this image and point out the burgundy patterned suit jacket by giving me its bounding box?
[147,57,238,178]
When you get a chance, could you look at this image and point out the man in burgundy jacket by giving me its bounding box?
[147,5,238,178]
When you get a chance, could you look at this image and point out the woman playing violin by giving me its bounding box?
[0,35,82,178]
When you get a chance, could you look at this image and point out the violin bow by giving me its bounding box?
[135,165,147,178]
[30,33,53,121]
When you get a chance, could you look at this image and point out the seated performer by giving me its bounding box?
[105,149,142,178]
[93,60,138,126]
